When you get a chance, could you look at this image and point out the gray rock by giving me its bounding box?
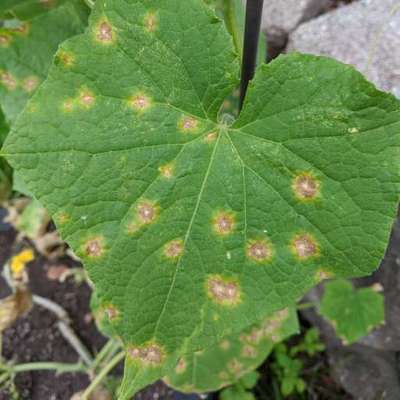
[288,0,400,97]
[330,346,400,400]
[261,0,333,48]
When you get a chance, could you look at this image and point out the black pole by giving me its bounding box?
[239,0,264,111]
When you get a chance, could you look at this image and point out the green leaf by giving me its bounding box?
[0,0,71,20]
[2,0,400,397]
[238,370,260,390]
[281,377,296,397]
[91,290,119,338]
[0,107,8,144]
[165,307,298,393]
[205,0,266,65]
[0,0,89,125]
[0,157,12,201]
[319,279,385,344]
[0,107,12,201]
[220,386,255,400]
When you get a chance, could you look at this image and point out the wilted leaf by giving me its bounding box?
[16,198,50,238]
[319,279,385,344]
[2,0,400,397]
[0,287,32,332]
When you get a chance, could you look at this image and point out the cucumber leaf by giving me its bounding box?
[2,0,400,397]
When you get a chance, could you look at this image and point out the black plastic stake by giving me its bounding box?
[239,0,264,111]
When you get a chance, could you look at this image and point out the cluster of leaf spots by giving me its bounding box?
[165,307,298,393]
[2,0,400,398]
[0,0,89,125]
[0,0,70,20]
[319,279,385,344]
[128,343,165,366]
[206,275,242,306]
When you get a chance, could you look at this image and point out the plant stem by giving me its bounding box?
[33,295,93,366]
[11,361,86,374]
[81,351,125,400]
[239,0,264,111]
[57,321,93,366]
[90,339,121,373]
[296,302,316,310]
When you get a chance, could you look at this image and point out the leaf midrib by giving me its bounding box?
[151,129,223,340]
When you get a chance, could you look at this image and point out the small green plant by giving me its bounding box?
[290,327,325,357]
[0,0,399,399]
[220,370,260,400]
[271,343,306,398]
[320,279,385,344]
[271,328,324,398]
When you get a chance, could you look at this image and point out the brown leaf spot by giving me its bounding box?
[246,239,272,262]
[144,12,158,32]
[104,304,119,321]
[219,340,230,350]
[164,239,183,259]
[78,89,95,108]
[56,212,70,225]
[178,116,199,133]
[84,237,104,258]
[204,132,217,143]
[240,327,263,345]
[315,269,332,282]
[0,35,11,47]
[58,50,75,67]
[175,358,186,374]
[293,173,320,200]
[22,76,39,93]
[0,71,17,91]
[241,345,257,359]
[206,275,241,306]
[291,233,319,260]
[129,93,152,111]
[227,359,244,378]
[212,211,235,236]
[137,201,158,225]
[158,163,174,179]
[96,21,114,43]
[127,343,164,366]
[62,99,74,113]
